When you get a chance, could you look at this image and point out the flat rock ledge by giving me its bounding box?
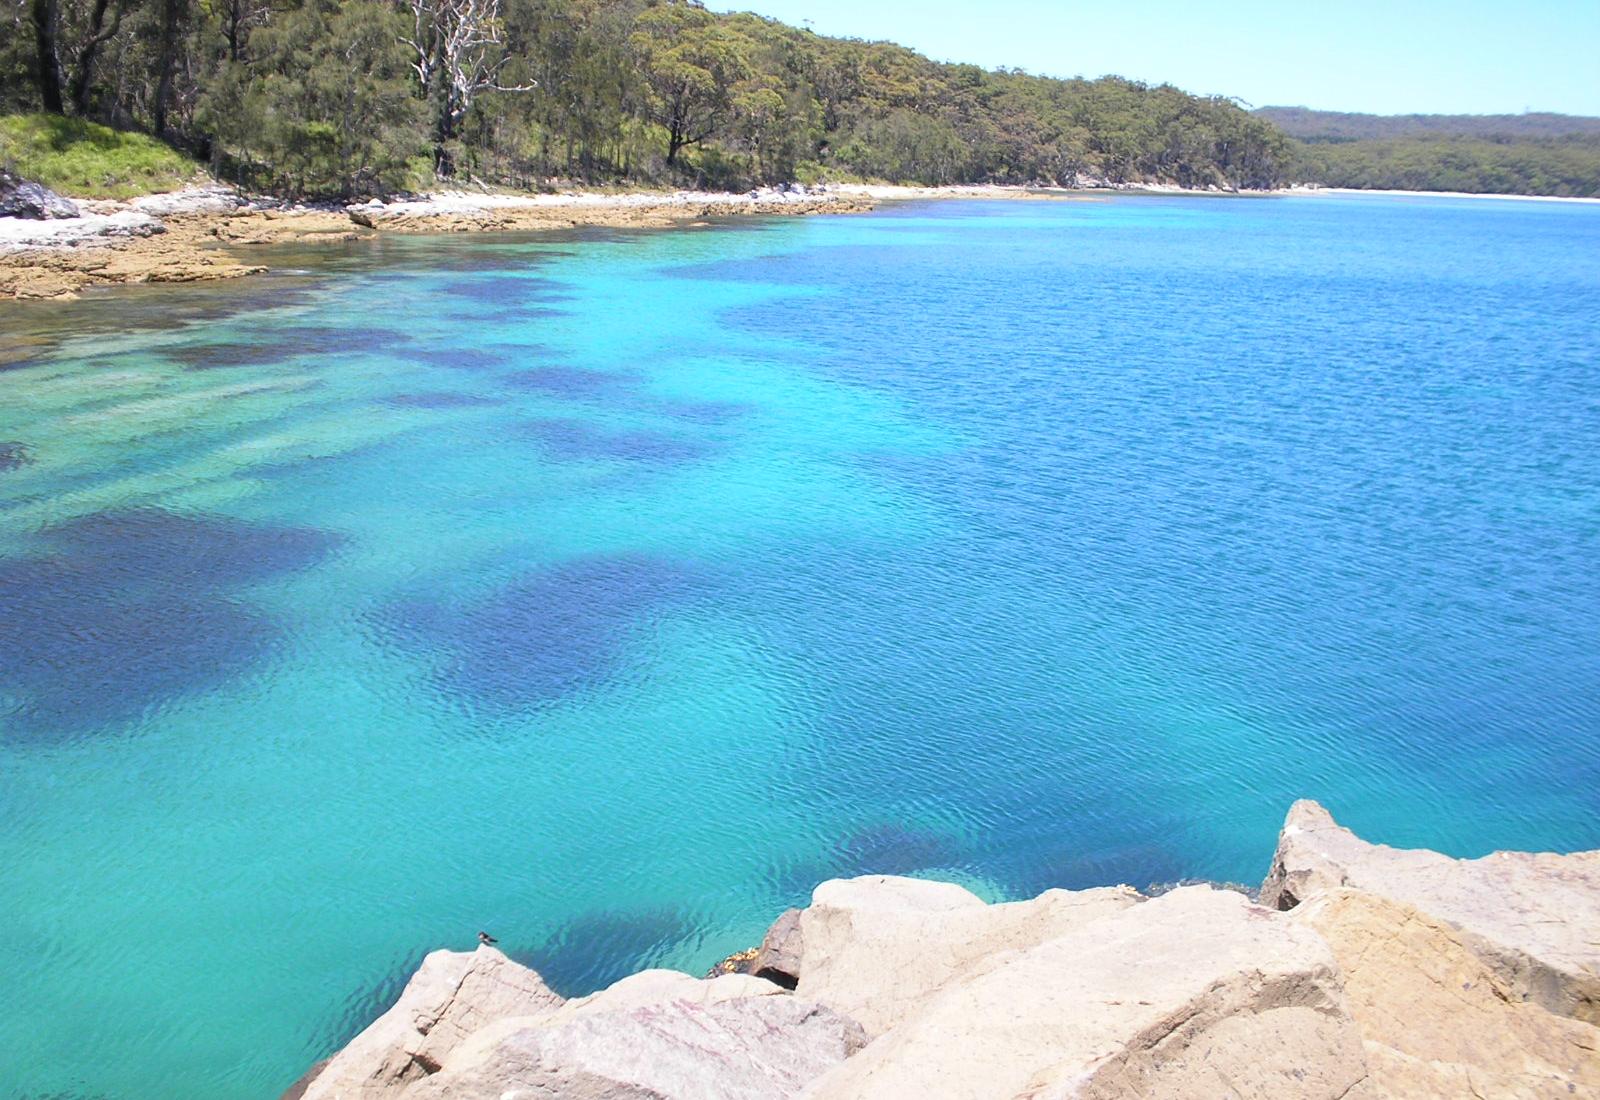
[0,184,876,300]
[290,804,1600,1099]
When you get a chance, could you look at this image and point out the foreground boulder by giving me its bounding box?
[1293,888,1600,1098]
[0,169,79,219]
[793,874,1141,1036]
[292,809,1600,1099]
[293,956,860,1100]
[1261,799,1600,1024]
[299,946,562,1099]
[802,885,1370,1099]
[406,990,865,1099]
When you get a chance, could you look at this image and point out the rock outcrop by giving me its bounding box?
[802,886,1369,1099]
[751,906,803,988]
[406,989,865,1100]
[1,184,878,299]
[1262,799,1600,1024]
[291,808,1600,1100]
[1292,888,1600,1098]
[299,946,562,1100]
[0,169,80,219]
[793,874,1141,1037]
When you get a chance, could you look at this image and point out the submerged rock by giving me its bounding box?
[0,441,33,472]
[0,169,79,219]
[1261,799,1600,1024]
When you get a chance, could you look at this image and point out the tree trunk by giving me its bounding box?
[29,0,65,113]
[68,0,110,113]
[153,0,184,136]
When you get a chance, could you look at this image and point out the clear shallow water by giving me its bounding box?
[2,193,1598,1098]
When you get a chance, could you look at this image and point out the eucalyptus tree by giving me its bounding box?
[628,0,750,168]
[401,0,534,173]
[25,0,133,113]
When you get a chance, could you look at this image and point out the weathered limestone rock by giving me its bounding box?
[794,874,1141,1037]
[298,946,562,1100]
[406,993,866,1100]
[0,169,79,219]
[753,907,803,988]
[1292,888,1600,1099]
[802,886,1370,1100]
[1261,799,1600,1024]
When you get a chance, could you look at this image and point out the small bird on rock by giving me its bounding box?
[478,931,498,946]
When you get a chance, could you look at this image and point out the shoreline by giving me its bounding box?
[0,185,882,301]
[6,179,1596,301]
[0,179,1273,302]
[1306,185,1600,204]
[0,180,1260,301]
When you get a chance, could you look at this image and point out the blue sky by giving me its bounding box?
[708,0,1600,116]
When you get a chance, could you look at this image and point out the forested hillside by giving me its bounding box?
[2,0,1290,198]
[1259,107,1600,197]
[1258,107,1600,141]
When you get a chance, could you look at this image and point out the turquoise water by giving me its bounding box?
[2,193,1598,1098]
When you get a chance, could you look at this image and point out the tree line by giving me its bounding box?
[1255,108,1600,198]
[1287,135,1600,198]
[1,0,1293,198]
[1257,106,1600,142]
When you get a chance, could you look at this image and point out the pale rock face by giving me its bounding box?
[1292,888,1600,1099]
[441,968,790,1066]
[802,886,1371,1100]
[795,874,1142,1037]
[127,185,243,217]
[564,968,787,1014]
[1261,799,1600,1024]
[298,946,563,1100]
[404,994,867,1100]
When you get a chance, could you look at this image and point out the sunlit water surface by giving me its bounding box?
[2,193,1598,1098]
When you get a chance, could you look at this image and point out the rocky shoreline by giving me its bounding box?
[0,184,885,301]
[286,801,1599,1099]
[0,177,1267,302]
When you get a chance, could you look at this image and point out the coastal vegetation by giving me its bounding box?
[1260,107,1600,197]
[2,0,1289,198]
[0,112,198,197]
[4,2,1597,202]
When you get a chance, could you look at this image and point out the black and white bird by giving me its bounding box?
[478,931,498,946]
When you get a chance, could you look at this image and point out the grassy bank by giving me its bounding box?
[0,114,203,199]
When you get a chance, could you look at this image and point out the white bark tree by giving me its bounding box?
[401,0,534,173]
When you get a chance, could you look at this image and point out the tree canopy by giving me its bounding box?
[7,1,1592,200]
[1,0,1293,198]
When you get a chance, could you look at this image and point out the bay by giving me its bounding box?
[2,192,1597,1099]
